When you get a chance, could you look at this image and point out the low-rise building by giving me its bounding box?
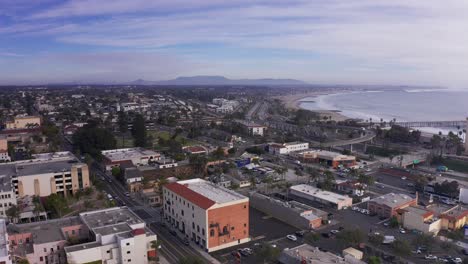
[102,148,161,171]
[268,142,309,155]
[183,146,208,155]
[235,120,267,136]
[397,206,441,235]
[368,193,417,218]
[439,205,468,230]
[154,157,178,169]
[297,150,356,168]
[279,244,366,264]
[289,184,353,210]
[5,116,41,130]
[8,207,157,264]
[0,219,11,264]
[163,178,250,252]
[0,136,10,162]
[334,180,365,197]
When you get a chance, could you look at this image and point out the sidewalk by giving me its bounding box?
[192,244,222,264]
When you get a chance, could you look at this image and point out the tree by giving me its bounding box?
[117,111,128,134]
[389,216,399,228]
[392,239,411,256]
[44,194,69,218]
[368,234,384,245]
[258,244,281,263]
[336,228,364,246]
[73,123,116,160]
[368,256,381,264]
[6,205,20,223]
[32,196,45,221]
[132,114,147,147]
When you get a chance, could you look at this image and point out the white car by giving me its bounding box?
[124,192,130,197]
[401,177,407,180]
[399,228,406,234]
[286,235,298,241]
[330,230,340,234]
[452,258,462,263]
[352,206,359,211]
[425,255,437,260]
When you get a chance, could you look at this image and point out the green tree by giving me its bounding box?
[117,111,128,134]
[336,228,364,246]
[131,114,147,147]
[389,216,399,228]
[44,194,69,218]
[368,256,381,264]
[392,239,411,256]
[6,205,20,223]
[258,244,281,263]
[73,123,116,160]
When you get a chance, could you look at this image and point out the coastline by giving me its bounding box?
[278,91,350,121]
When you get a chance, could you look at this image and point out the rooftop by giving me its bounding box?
[0,159,82,178]
[101,147,160,162]
[400,205,434,218]
[7,216,82,244]
[166,179,247,209]
[370,193,415,208]
[80,207,144,231]
[290,184,352,204]
[279,244,366,264]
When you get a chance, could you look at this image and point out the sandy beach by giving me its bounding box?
[277,91,349,121]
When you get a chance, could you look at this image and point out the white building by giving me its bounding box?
[269,142,309,155]
[65,207,157,264]
[289,184,353,210]
[163,179,250,252]
[102,148,161,171]
[0,220,11,264]
[117,102,151,112]
[0,175,16,218]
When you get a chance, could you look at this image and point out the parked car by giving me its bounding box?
[287,235,298,241]
[124,192,130,197]
[330,230,340,234]
[399,228,406,234]
[295,230,306,237]
[425,255,437,260]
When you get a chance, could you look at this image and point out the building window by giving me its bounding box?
[127,251,130,254]
[202,228,205,235]
[192,222,195,229]
[126,243,130,246]
[181,210,184,216]
[107,250,110,254]
[197,225,200,232]
[40,256,43,261]
[44,248,47,252]
[128,259,131,262]
[243,205,247,209]
[231,226,235,230]
[244,223,247,227]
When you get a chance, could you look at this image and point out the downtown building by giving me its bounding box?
[163,178,250,252]
[8,207,157,264]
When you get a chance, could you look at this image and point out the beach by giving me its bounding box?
[277,91,350,121]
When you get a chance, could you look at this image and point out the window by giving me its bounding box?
[44,248,47,252]
[210,229,215,237]
[197,225,200,232]
[243,205,247,209]
[57,246,60,250]
[126,243,130,246]
[244,223,247,227]
[127,251,131,254]
[231,226,235,230]
[181,210,184,216]
[192,222,195,229]
[128,259,131,262]
[51,248,54,252]
[107,250,110,254]
[72,230,75,235]
[202,228,205,234]
[40,256,43,261]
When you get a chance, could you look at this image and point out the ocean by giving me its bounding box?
[299,89,468,135]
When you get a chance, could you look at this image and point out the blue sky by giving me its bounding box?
[1,0,468,86]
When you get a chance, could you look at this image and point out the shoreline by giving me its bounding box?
[277,91,350,121]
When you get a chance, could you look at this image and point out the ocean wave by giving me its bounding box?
[404,88,449,93]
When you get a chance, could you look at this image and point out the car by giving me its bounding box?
[425,255,437,260]
[401,177,407,180]
[287,235,298,241]
[271,244,277,248]
[377,184,385,189]
[338,226,344,231]
[124,192,130,197]
[107,179,113,183]
[399,228,406,234]
[330,230,340,234]
[352,206,359,211]
[462,248,468,255]
[295,230,306,237]
[383,222,390,227]
[366,169,372,172]
[452,257,462,263]
[182,238,190,246]
[411,249,422,254]
[242,248,253,255]
[239,249,250,256]
[169,230,177,236]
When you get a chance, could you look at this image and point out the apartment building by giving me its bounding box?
[0,137,10,162]
[0,152,90,198]
[101,148,161,171]
[8,207,157,264]
[65,207,157,264]
[163,178,250,252]
[5,116,41,130]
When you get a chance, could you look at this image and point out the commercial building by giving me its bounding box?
[439,205,468,230]
[8,207,157,264]
[289,184,353,210]
[5,116,41,130]
[163,178,250,252]
[250,192,326,230]
[0,151,90,198]
[268,142,309,155]
[101,148,161,171]
[235,120,267,136]
[368,193,417,218]
[397,206,441,235]
[297,150,356,168]
[279,244,366,264]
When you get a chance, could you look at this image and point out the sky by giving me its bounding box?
[1,0,468,86]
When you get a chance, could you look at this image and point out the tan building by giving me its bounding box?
[297,150,356,168]
[368,193,417,218]
[0,136,10,162]
[397,206,441,235]
[5,116,41,130]
[0,152,90,198]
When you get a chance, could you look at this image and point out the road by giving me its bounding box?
[61,134,206,263]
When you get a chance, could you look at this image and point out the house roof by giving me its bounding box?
[165,182,216,209]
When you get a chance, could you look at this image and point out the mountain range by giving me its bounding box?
[130,75,307,86]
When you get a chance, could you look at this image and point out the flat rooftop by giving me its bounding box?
[180,179,247,205]
[370,193,415,208]
[80,207,144,230]
[0,174,12,192]
[7,216,82,244]
[0,159,81,177]
[280,244,365,264]
[102,147,160,162]
[290,184,352,204]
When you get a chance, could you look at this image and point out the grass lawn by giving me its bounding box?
[115,135,134,148]
[148,130,198,150]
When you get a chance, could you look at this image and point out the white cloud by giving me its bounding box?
[2,0,468,85]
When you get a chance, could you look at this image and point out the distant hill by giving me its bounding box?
[129,75,307,86]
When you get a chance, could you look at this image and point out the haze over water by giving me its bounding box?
[300,89,468,134]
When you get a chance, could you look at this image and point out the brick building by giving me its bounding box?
[368,193,418,218]
[163,178,250,252]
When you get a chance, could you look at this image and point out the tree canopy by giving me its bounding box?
[132,114,147,147]
[72,122,116,160]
